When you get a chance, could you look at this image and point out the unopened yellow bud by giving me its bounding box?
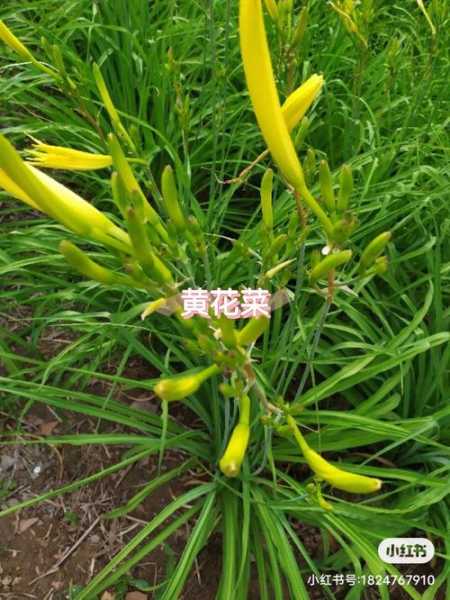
[288,416,382,494]
[219,424,250,477]
[154,364,221,402]
[240,0,305,190]
[282,74,324,132]
[240,0,333,236]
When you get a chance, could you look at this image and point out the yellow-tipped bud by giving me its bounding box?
[219,424,250,477]
[265,259,295,280]
[288,416,382,494]
[281,74,324,132]
[27,142,112,171]
[240,0,333,236]
[154,364,221,402]
[0,20,35,62]
[141,298,168,320]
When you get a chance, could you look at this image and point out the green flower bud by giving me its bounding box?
[260,168,274,232]
[319,160,335,213]
[359,231,392,272]
[337,164,353,212]
[59,241,138,288]
[292,6,309,47]
[126,206,172,285]
[310,250,352,284]
[161,165,186,231]
[237,316,270,346]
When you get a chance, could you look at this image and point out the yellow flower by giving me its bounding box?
[282,74,324,132]
[27,142,112,171]
[0,134,131,253]
[0,20,34,62]
[288,416,382,494]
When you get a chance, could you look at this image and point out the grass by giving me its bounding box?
[0,0,449,598]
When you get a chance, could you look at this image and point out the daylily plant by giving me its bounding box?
[0,6,390,495]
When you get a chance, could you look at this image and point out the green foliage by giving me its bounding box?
[0,1,449,599]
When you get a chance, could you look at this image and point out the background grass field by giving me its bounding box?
[0,1,449,598]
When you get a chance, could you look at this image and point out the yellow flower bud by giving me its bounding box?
[0,20,56,76]
[239,0,333,236]
[27,142,112,171]
[281,74,324,132]
[219,424,250,477]
[154,364,221,402]
[288,416,382,494]
[240,0,305,190]
[141,298,168,320]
